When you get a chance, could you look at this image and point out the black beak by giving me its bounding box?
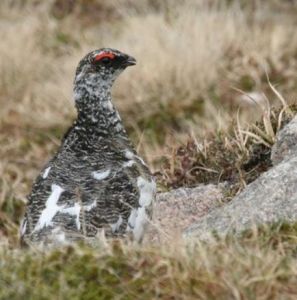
[124,55,136,67]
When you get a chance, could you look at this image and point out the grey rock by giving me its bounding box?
[271,115,297,165]
[145,184,225,243]
[184,155,297,240]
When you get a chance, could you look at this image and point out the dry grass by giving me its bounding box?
[159,86,295,193]
[1,224,297,300]
[1,0,297,298]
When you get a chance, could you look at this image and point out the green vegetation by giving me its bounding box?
[1,224,297,299]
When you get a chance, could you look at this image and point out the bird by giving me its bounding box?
[20,48,156,246]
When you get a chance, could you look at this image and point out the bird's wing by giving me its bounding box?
[80,139,156,240]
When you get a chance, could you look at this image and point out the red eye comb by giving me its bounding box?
[94,52,115,61]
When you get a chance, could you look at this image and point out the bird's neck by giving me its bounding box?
[73,81,127,137]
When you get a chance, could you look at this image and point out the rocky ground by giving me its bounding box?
[151,115,297,242]
[146,184,224,243]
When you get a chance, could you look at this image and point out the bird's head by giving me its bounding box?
[74,48,136,88]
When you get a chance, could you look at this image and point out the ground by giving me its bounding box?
[1,0,297,299]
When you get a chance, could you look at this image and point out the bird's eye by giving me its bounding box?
[100,57,111,64]
[93,52,115,65]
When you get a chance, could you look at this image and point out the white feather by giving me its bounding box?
[127,209,138,230]
[137,177,156,206]
[92,169,110,180]
[110,215,123,232]
[84,200,97,211]
[125,150,134,159]
[123,160,135,168]
[42,167,51,179]
[129,177,156,242]
[124,149,147,167]
[133,207,148,242]
[33,184,64,232]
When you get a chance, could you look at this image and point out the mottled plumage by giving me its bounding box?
[21,48,156,246]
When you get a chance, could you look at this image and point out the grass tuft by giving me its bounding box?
[159,97,295,197]
[1,224,297,299]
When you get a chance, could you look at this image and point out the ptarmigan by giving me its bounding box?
[20,48,156,246]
